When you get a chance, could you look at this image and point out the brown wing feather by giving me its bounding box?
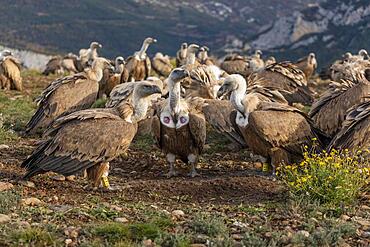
[188,112,206,154]
[328,100,370,151]
[22,108,137,178]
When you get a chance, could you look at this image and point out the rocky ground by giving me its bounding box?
[0,72,369,246]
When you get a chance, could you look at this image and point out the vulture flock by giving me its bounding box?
[1,38,369,191]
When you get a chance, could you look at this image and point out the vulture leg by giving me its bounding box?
[270,147,290,176]
[187,154,200,178]
[165,153,178,178]
[87,162,111,189]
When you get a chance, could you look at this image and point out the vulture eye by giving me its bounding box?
[180,117,187,124]
[164,117,171,124]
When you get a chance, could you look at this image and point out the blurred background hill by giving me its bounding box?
[0,0,369,68]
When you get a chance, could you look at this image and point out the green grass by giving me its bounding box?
[9,228,61,247]
[190,213,228,238]
[0,190,20,214]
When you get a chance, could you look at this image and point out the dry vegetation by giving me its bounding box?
[0,72,369,246]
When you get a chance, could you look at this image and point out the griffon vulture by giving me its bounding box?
[249,61,314,105]
[61,53,83,74]
[152,52,173,78]
[220,54,250,78]
[197,46,215,66]
[0,50,23,91]
[309,71,370,137]
[327,100,370,152]
[43,56,63,76]
[248,50,264,72]
[121,37,157,82]
[176,43,188,67]
[21,82,162,189]
[265,56,276,67]
[79,41,102,68]
[152,68,206,177]
[294,53,317,79]
[217,74,329,171]
[98,56,125,98]
[25,57,113,134]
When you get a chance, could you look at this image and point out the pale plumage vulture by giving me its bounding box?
[61,53,83,74]
[220,54,250,78]
[309,71,370,137]
[79,41,102,68]
[249,61,314,105]
[152,52,173,78]
[121,37,157,83]
[176,43,188,67]
[181,44,201,70]
[43,56,63,76]
[265,56,276,67]
[247,50,264,72]
[294,53,317,79]
[197,46,215,66]
[327,99,370,152]
[217,74,329,171]
[21,82,162,189]
[25,57,113,134]
[0,50,23,91]
[152,68,206,177]
[98,56,125,98]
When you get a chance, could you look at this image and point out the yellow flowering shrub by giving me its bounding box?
[278,148,370,206]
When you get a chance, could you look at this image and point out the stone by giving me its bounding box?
[171,210,185,218]
[0,182,13,192]
[19,180,36,188]
[0,214,11,224]
[340,215,351,221]
[18,221,31,228]
[114,217,129,224]
[21,197,43,206]
[51,174,66,181]
[297,230,310,238]
[66,175,76,181]
[65,239,73,245]
[0,144,10,150]
[142,239,154,247]
[232,234,243,241]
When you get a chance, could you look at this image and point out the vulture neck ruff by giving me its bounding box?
[131,90,150,123]
[86,61,105,81]
[185,52,196,65]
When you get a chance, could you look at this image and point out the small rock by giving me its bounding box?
[65,238,73,245]
[113,168,124,173]
[0,144,10,150]
[362,231,370,238]
[0,214,11,224]
[340,215,351,221]
[360,205,370,210]
[355,218,370,227]
[232,234,243,241]
[297,230,310,238]
[281,220,290,225]
[17,221,31,228]
[0,182,13,192]
[190,245,207,247]
[172,210,185,218]
[142,239,154,247]
[51,175,65,181]
[193,234,208,244]
[21,197,43,206]
[114,217,129,224]
[19,180,36,188]
[66,175,75,181]
[265,232,273,238]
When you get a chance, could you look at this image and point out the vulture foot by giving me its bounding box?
[188,163,200,178]
[164,169,178,178]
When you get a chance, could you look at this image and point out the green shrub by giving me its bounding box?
[278,149,370,206]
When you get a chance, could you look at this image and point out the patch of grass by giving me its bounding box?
[241,232,268,247]
[0,92,35,131]
[132,134,155,152]
[89,205,119,220]
[0,127,19,144]
[190,213,228,238]
[155,232,191,247]
[0,190,20,214]
[91,98,107,108]
[238,205,267,215]
[9,228,61,247]
[92,223,130,243]
[278,148,370,207]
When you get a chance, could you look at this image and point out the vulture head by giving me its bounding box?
[358,49,369,60]
[255,50,262,58]
[115,56,125,65]
[90,42,103,49]
[168,68,190,84]
[181,43,188,50]
[309,53,317,66]
[343,52,352,61]
[217,74,246,98]
[144,37,157,45]
[134,81,162,98]
[1,50,12,57]
[90,57,114,80]
[187,44,200,55]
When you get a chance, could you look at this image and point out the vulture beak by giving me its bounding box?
[217,84,231,99]
[108,65,115,73]
[98,43,103,48]
[151,85,162,95]
[152,39,157,43]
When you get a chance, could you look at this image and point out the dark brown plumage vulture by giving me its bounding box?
[309,73,370,137]
[328,100,370,152]
[152,68,206,177]
[220,54,250,78]
[294,53,317,79]
[0,50,23,91]
[25,57,113,134]
[98,56,125,98]
[249,61,314,105]
[217,74,329,171]
[21,82,162,189]
[121,37,156,82]
[43,56,63,76]
[152,52,173,78]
